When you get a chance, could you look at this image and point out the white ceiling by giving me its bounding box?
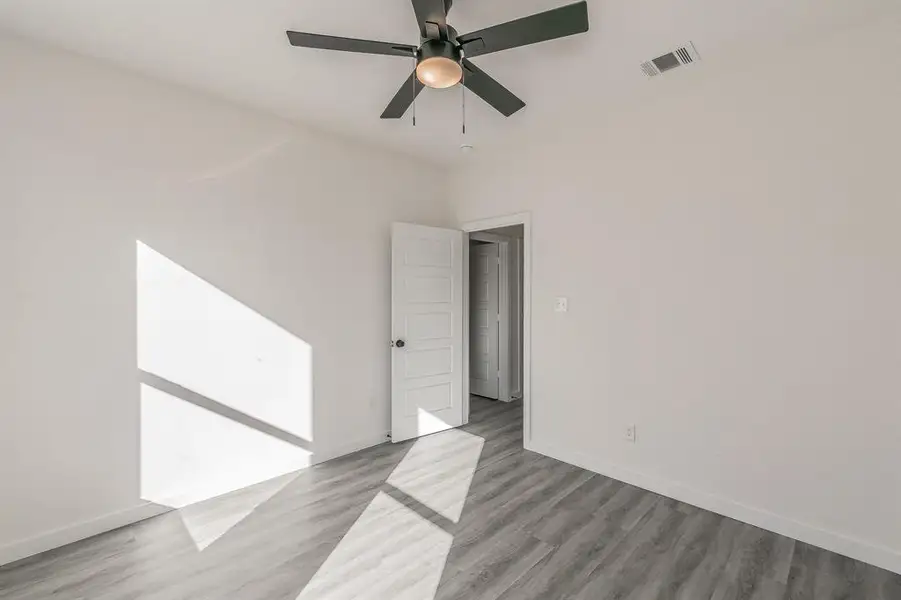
[1,0,897,162]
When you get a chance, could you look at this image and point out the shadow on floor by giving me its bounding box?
[2,397,899,600]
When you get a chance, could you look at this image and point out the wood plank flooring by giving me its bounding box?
[2,397,900,599]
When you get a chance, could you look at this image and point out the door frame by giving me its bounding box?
[461,212,532,447]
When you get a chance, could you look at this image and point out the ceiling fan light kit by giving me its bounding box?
[286,0,590,120]
[416,40,463,88]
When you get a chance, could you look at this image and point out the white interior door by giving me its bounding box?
[470,243,500,400]
[391,223,464,443]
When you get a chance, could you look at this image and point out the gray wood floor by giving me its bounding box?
[2,397,900,599]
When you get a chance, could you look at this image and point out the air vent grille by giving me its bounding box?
[640,62,658,77]
[640,42,700,77]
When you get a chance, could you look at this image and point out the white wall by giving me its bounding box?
[453,17,901,572]
[0,34,449,563]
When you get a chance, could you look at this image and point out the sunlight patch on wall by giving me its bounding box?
[137,241,313,509]
[140,384,311,508]
[137,241,312,440]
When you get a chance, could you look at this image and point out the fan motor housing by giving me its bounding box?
[418,39,462,65]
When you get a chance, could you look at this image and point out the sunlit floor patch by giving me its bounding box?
[296,426,485,599]
[387,427,484,523]
[296,491,453,600]
[177,472,297,552]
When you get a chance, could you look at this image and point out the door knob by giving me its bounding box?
[394,339,406,348]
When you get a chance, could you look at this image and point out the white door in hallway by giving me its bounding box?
[470,243,500,399]
[390,223,464,443]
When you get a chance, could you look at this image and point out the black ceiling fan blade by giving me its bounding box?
[462,60,525,117]
[286,31,416,57]
[457,1,589,58]
[381,71,425,119]
[411,0,449,39]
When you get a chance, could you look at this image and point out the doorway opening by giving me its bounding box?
[462,214,531,447]
[388,215,530,447]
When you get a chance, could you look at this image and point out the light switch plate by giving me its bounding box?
[555,297,568,313]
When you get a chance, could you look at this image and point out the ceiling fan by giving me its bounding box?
[286,0,590,119]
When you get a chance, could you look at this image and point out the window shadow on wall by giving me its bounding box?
[137,241,314,547]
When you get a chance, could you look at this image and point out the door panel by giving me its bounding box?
[405,276,453,303]
[405,347,453,378]
[469,243,500,399]
[391,223,464,443]
[406,383,453,412]
[405,312,452,340]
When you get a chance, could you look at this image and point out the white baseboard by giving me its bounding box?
[0,502,172,567]
[315,432,389,464]
[527,438,901,576]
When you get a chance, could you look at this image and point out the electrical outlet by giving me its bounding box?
[625,425,636,443]
[554,297,568,313]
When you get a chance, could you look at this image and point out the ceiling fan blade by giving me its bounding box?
[457,1,589,58]
[381,71,425,119]
[286,31,416,57]
[462,60,525,117]
[411,0,449,39]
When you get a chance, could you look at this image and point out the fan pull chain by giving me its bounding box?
[461,68,466,135]
[412,51,417,127]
